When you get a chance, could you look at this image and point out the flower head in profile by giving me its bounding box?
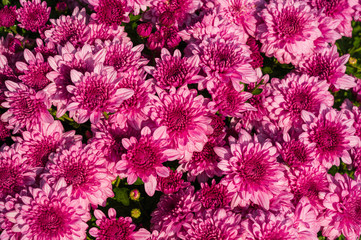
[116,126,180,196]
[319,174,361,240]
[66,65,134,124]
[257,0,321,65]
[145,48,202,90]
[88,0,131,26]
[0,6,17,28]
[89,208,150,240]
[149,86,213,156]
[215,130,288,210]
[296,45,356,90]
[1,81,53,133]
[6,179,90,239]
[17,0,50,32]
[299,105,359,169]
[42,144,114,207]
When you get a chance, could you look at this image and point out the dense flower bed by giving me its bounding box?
[1,0,361,239]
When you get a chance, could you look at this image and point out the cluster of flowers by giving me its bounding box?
[1,0,361,239]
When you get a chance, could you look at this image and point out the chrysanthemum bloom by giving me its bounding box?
[16,0,50,32]
[296,46,356,90]
[178,139,223,182]
[144,48,202,90]
[308,0,355,37]
[162,26,182,49]
[6,179,90,239]
[0,195,22,239]
[151,186,201,238]
[88,0,131,26]
[0,145,36,200]
[137,22,153,38]
[1,81,53,133]
[89,208,150,240]
[116,126,180,196]
[319,174,361,240]
[216,0,264,37]
[0,6,16,28]
[215,130,288,210]
[156,167,190,194]
[257,1,321,65]
[292,198,321,239]
[43,144,114,207]
[208,82,255,118]
[100,37,148,78]
[266,73,334,134]
[116,73,154,129]
[66,65,134,124]
[13,121,81,167]
[47,43,106,118]
[287,165,329,210]
[86,23,128,45]
[45,7,90,48]
[196,180,232,210]
[147,30,165,51]
[207,113,226,141]
[34,38,57,59]
[299,105,359,169]
[277,139,315,168]
[16,49,54,93]
[193,37,257,92]
[181,208,245,240]
[149,86,213,156]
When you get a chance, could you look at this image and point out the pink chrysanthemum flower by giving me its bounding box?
[216,0,264,37]
[45,7,90,48]
[215,130,288,210]
[16,0,50,32]
[193,37,257,92]
[144,48,202,90]
[43,144,114,207]
[0,55,17,104]
[0,145,36,200]
[296,45,356,90]
[86,23,128,45]
[0,195,22,240]
[66,65,134,124]
[308,0,355,37]
[1,81,53,133]
[319,174,361,240]
[266,73,334,133]
[196,180,232,210]
[151,186,201,237]
[34,38,57,59]
[88,0,131,25]
[16,49,54,92]
[116,126,179,196]
[13,120,81,167]
[89,208,150,240]
[299,105,359,169]
[0,6,17,28]
[156,167,190,194]
[99,37,148,78]
[287,165,329,210]
[181,208,245,240]
[6,179,90,239]
[277,140,315,168]
[116,73,154,129]
[257,0,321,65]
[149,86,213,156]
[208,82,255,118]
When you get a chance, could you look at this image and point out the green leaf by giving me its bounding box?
[113,187,130,206]
[133,178,144,185]
[2,0,10,5]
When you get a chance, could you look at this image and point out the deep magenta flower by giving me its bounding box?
[319,174,361,240]
[66,65,134,124]
[89,208,150,240]
[17,0,50,32]
[149,86,213,156]
[299,105,359,168]
[296,45,356,90]
[247,37,264,68]
[6,179,90,239]
[88,0,131,25]
[1,81,53,133]
[137,22,153,38]
[257,0,321,65]
[0,6,16,28]
[144,48,202,90]
[116,126,179,196]
[215,130,288,210]
[0,145,36,200]
[266,73,334,133]
[43,144,114,207]
[196,180,232,210]
[156,168,190,194]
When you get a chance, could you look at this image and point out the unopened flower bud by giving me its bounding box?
[131,208,141,219]
[129,189,140,201]
[137,23,152,38]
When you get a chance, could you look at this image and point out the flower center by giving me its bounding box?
[97,0,127,25]
[314,0,342,16]
[165,105,190,133]
[0,166,17,195]
[241,152,268,183]
[63,163,87,186]
[36,207,64,235]
[277,8,304,37]
[78,76,110,110]
[312,124,342,152]
[99,220,132,240]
